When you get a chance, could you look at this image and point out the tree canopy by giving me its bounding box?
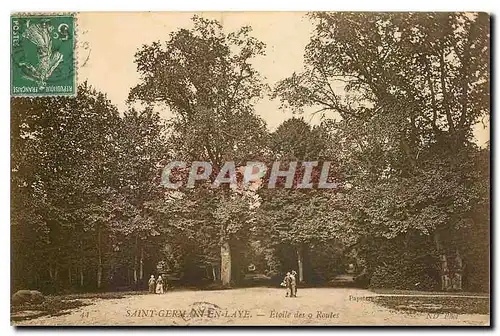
[11,13,490,293]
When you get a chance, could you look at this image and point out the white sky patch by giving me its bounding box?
[76,12,489,146]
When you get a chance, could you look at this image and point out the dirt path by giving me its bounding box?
[14,287,490,326]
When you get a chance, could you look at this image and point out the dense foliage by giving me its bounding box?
[274,12,490,291]
[11,13,489,293]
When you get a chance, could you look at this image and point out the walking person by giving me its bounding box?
[290,270,297,297]
[162,275,168,293]
[148,275,156,294]
[156,275,164,294]
[282,272,292,297]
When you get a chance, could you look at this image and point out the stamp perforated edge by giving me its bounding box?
[10,12,78,98]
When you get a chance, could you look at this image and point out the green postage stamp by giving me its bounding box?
[11,14,76,97]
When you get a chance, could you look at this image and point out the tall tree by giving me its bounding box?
[274,12,490,290]
[129,16,268,285]
[106,107,166,288]
[11,83,122,292]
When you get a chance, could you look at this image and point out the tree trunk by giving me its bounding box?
[434,231,443,252]
[97,227,102,289]
[133,235,138,285]
[434,231,451,291]
[297,247,304,283]
[220,241,231,286]
[80,238,84,287]
[139,247,144,281]
[97,263,102,289]
[453,249,463,291]
[133,258,138,285]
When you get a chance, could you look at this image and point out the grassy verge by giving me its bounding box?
[368,296,490,315]
[371,288,489,297]
[51,290,150,300]
[11,297,91,322]
[12,291,151,323]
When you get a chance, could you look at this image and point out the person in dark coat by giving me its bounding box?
[162,274,168,293]
[283,272,292,297]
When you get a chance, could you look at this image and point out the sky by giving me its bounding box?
[77,12,489,145]
[77,12,323,131]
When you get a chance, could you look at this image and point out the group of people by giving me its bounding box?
[148,275,167,294]
[281,270,298,298]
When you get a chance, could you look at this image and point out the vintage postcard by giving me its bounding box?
[10,11,490,326]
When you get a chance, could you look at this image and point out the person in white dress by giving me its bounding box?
[156,275,164,294]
